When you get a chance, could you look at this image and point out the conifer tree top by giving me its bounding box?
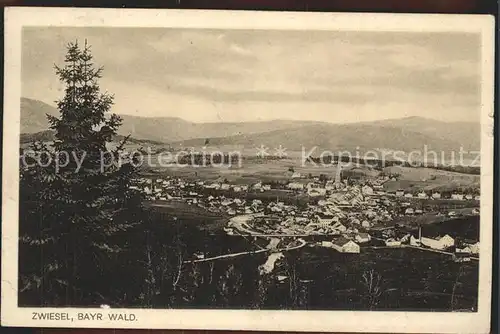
[48,40,121,153]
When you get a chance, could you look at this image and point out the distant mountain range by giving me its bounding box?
[20,97,480,152]
[173,122,470,153]
[21,98,320,143]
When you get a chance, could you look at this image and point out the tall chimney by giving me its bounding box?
[418,226,422,241]
[335,164,342,184]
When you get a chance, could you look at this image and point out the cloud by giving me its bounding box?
[21,27,481,123]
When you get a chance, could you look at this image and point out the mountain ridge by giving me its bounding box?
[20,97,480,152]
[21,97,323,142]
[171,122,466,153]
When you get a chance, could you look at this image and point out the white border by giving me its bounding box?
[2,7,495,333]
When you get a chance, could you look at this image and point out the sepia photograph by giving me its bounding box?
[1,7,495,333]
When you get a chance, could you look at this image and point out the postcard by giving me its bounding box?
[1,7,495,333]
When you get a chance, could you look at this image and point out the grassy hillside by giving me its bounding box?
[173,123,466,154]
[367,116,480,151]
[20,98,60,134]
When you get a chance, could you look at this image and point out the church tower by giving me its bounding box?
[334,164,342,185]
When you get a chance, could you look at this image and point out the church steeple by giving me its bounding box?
[335,164,342,184]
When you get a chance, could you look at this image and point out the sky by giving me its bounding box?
[22,27,481,123]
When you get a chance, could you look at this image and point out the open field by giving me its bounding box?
[145,200,229,232]
[382,166,480,192]
[139,156,478,193]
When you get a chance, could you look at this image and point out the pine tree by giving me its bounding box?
[19,40,144,306]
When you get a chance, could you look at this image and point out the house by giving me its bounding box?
[252,182,262,190]
[262,184,272,191]
[291,172,302,179]
[451,193,464,200]
[346,226,359,234]
[439,234,456,249]
[325,181,335,191]
[233,186,242,192]
[362,185,374,196]
[350,218,361,225]
[252,199,263,206]
[338,199,351,206]
[431,192,442,199]
[395,189,405,197]
[385,238,402,247]
[306,182,321,190]
[320,241,334,248]
[472,208,480,215]
[415,209,423,215]
[270,206,282,213]
[410,235,421,247]
[332,222,347,233]
[277,275,288,283]
[420,234,455,250]
[332,238,360,253]
[400,234,411,243]
[361,220,371,228]
[448,211,457,217]
[221,184,231,190]
[288,182,305,190]
[317,199,328,206]
[405,208,415,215]
[221,199,233,206]
[417,192,428,199]
[315,213,337,226]
[363,209,377,219]
[469,242,480,254]
[404,193,414,198]
[475,195,480,201]
[465,194,473,200]
[350,196,363,206]
[355,233,371,243]
[308,188,327,197]
[456,246,472,253]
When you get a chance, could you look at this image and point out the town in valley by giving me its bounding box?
[17,27,483,312]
